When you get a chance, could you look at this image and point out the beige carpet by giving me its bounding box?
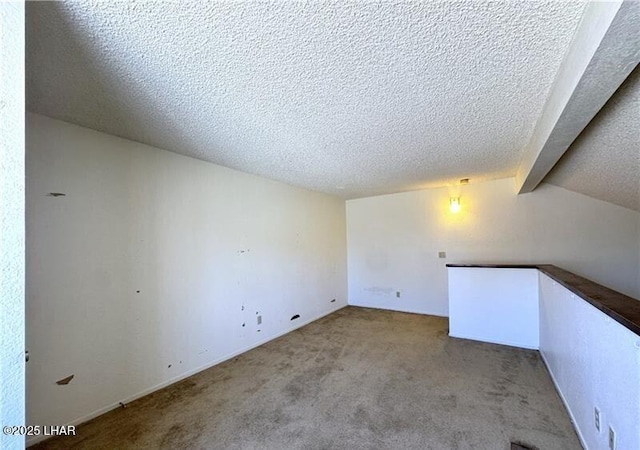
[31,306,581,449]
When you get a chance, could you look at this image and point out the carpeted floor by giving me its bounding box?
[31,306,581,449]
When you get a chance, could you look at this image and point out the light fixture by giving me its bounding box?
[450,197,461,213]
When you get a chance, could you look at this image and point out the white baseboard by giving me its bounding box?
[347,302,448,318]
[539,349,588,450]
[448,331,539,350]
[27,304,347,447]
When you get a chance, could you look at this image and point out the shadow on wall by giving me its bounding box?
[545,63,640,212]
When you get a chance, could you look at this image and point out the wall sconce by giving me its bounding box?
[450,197,461,213]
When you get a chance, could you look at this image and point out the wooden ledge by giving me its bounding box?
[446,264,640,336]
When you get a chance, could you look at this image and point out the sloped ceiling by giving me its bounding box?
[27,1,587,199]
[545,65,640,212]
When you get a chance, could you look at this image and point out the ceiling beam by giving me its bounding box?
[516,0,640,194]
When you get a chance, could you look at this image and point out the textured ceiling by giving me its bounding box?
[27,1,587,198]
[546,65,640,212]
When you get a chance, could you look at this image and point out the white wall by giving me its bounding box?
[26,114,347,441]
[347,177,640,316]
[0,2,26,449]
[448,268,539,349]
[539,273,640,450]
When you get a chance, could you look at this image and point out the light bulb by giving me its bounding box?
[450,197,461,213]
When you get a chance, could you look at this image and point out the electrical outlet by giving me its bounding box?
[608,426,615,449]
[594,408,600,432]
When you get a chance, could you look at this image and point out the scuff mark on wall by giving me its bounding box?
[56,375,74,385]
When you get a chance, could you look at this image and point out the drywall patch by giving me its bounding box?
[365,286,394,296]
[56,375,74,385]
